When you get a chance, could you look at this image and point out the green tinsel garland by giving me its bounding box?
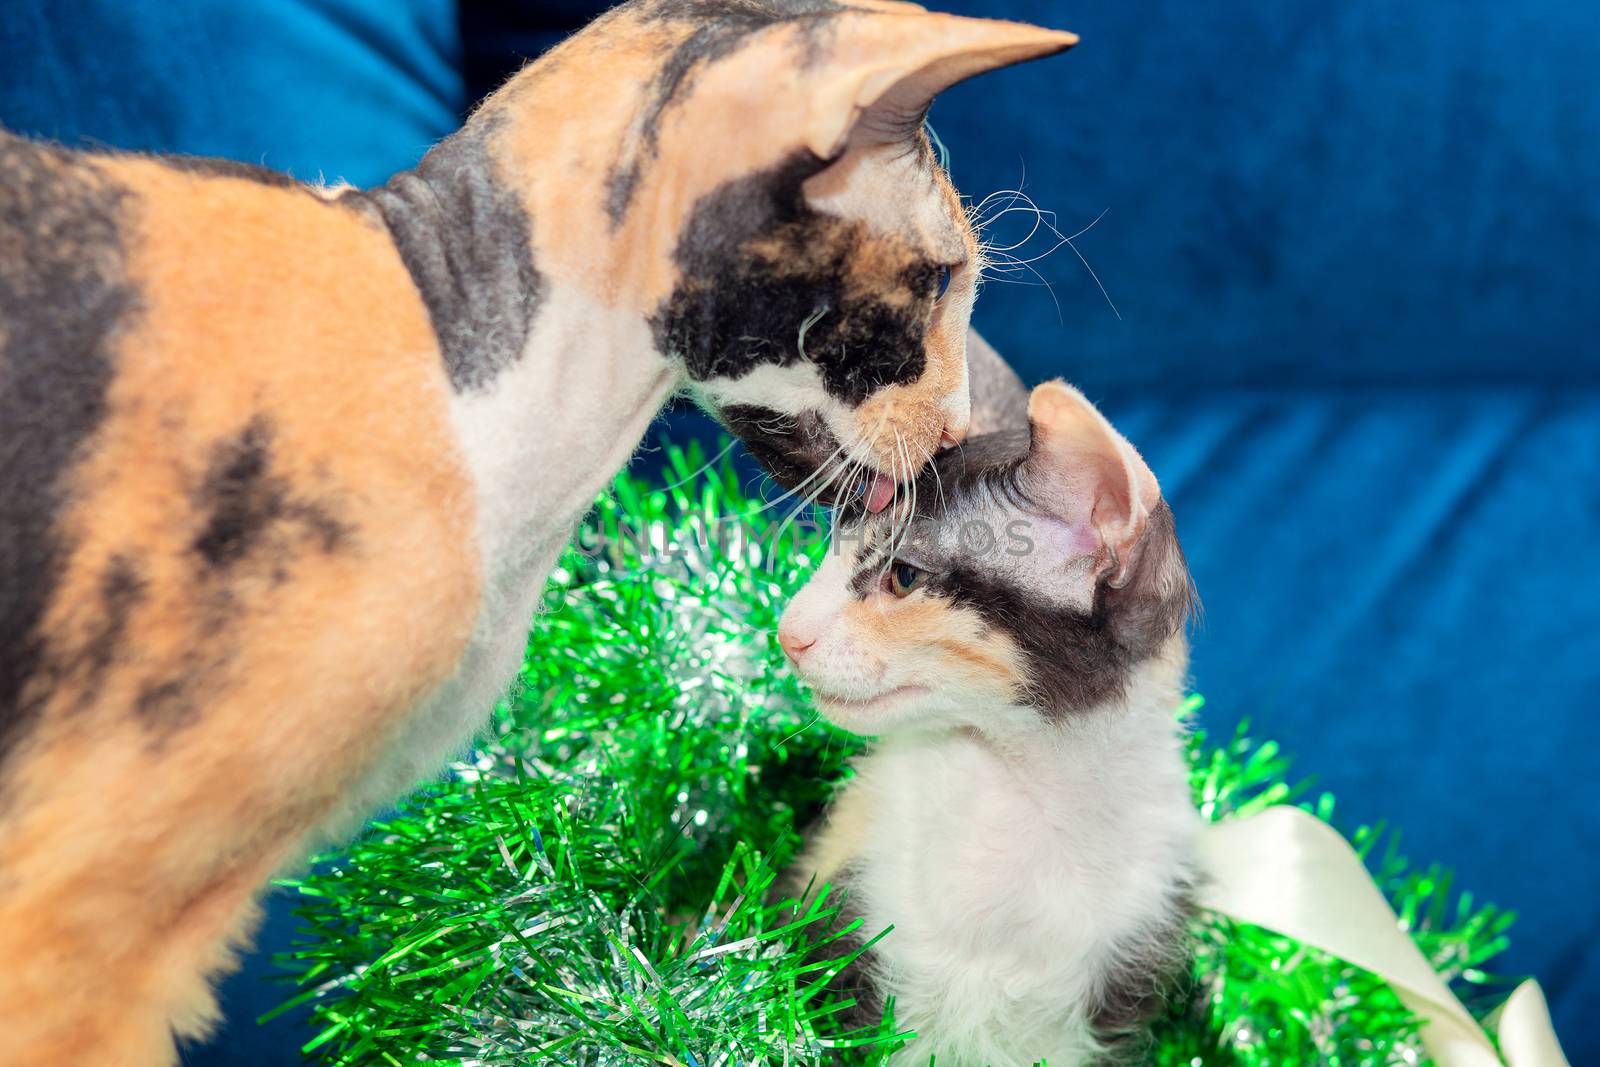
[272,441,1516,1066]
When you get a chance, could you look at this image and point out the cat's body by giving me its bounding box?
[781,384,1198,1065]
[0,2,1075,1061]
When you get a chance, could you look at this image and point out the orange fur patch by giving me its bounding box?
[843,593,1027,694]
[0,160,480,1063]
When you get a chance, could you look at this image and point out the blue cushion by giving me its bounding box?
[1103,385,1600,1044]
[936,0,1600,393]
[0,0,461,186]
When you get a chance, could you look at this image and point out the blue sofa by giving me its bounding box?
[4,1,1595,1062]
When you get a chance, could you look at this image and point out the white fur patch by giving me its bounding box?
[847,657,1196,1067]
[321,287,677,839]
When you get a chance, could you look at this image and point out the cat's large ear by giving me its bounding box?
[1021,381,1161,587]
[800,11,1078,158]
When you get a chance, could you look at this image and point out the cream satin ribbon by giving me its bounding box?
[1198,807,1572,1067]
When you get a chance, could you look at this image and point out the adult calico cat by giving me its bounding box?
[0,1,1073,1061]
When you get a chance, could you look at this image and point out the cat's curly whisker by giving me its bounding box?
[977,202,1050,254]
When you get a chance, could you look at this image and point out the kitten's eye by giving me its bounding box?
[887,561,927,598]
[934,264,953,301]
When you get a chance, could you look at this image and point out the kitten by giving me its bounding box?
[0,1,1076,1061]
[781,381,1198,1066]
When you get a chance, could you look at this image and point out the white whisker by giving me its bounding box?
[973,179,1121,321]
[1061,208,1122,321]
[654,438,738,494]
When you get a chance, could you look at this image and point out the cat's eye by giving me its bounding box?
[887,561,927,598]
[934,264,953,301]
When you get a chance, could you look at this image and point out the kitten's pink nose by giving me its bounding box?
[778,628,815,662]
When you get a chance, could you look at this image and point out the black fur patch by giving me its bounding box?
[82,555,147,686]
[0,133,137,768]
[606,0,845,224]
[105,417,352,738]
[920,426,1032,496]
[133,678,192,730]
[355,124,544,394]
[194,420,278,567]
[191,417,350,573]
[940,502,1191,714]
[654,153,937,404]
[935,564,1139,711]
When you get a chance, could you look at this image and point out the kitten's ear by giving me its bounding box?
[1021,381,1161,586]
[802,12,1078,158]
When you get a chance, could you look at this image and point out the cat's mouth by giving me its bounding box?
[813,683,930,713]
[720,404,900,512]
[862,473,897,513]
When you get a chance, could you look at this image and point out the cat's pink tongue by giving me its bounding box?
[865,473,897,514]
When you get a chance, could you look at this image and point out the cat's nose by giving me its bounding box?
[778,628,816,662]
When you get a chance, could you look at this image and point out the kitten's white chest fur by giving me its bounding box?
[841,654,1198,1067]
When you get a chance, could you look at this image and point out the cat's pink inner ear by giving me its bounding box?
[1022,381,1160,583]
[803,15,1078,158]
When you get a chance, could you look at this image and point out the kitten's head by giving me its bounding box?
[778,381,1195,738]
[494,0,1076,507]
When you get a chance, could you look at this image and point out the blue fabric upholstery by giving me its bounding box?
[0,0,460,186]
[3,1,1595,1063]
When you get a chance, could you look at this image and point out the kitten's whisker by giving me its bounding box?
[776,713,822,748]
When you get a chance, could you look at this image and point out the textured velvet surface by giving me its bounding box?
[2,1,1595,1063]
[0,0,460,186]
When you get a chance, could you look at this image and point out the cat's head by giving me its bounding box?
[487,0,1076,507]
[777,381,1196,738]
